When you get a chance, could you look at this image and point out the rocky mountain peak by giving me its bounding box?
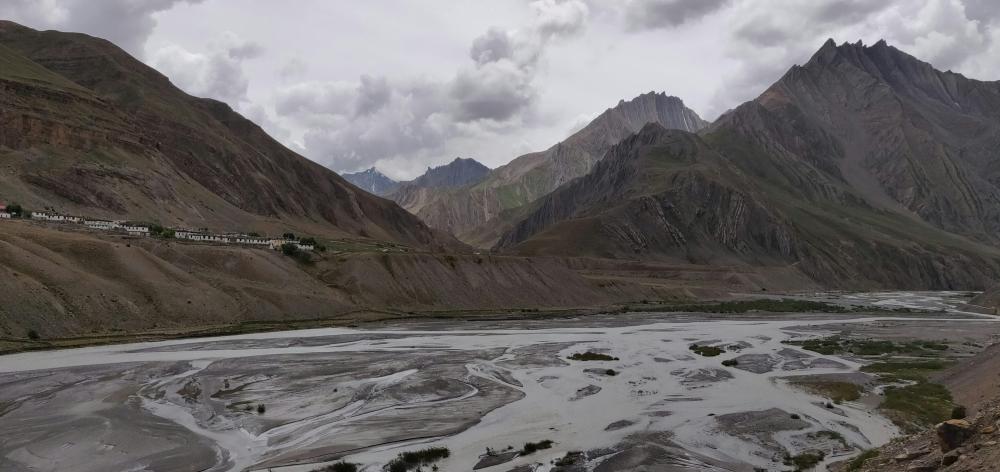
[409,157,491,189]
[341,167,400,196]
[606,91,708,133]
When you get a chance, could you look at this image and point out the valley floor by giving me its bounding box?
[0,292,996,472]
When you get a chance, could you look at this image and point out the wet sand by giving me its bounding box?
[0,291,996,472]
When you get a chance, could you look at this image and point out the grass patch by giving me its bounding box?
[385,447,450,472]
[653,298,849,314]
[793,381,861,403]
[568,351,618,361]
[860,360,950,381]
[520,440,554,455]
[786,336,949,357]
[845,449,878,471]
[862,360,954,432]
[689,344,724,357]
[881,382,953,432]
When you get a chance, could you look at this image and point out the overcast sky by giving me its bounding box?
[4,0,1000,179]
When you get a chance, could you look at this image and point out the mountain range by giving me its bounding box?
[387,92,709,245]
[495,39,1000,288]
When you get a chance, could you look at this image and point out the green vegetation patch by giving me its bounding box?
[786,336,949,357]
[385,447,450,472]
[568,351,618,361]
[861,360,954,432]
[860,360,950,381]
[689,344,725,357]
[655,298,849,314]
[881,382,953,432]
[792,380,861,403]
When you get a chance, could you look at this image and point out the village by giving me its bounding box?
[0,202,317,252]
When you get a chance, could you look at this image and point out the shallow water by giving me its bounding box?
[0,291,994,472]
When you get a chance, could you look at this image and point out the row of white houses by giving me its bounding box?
[173,230,314,251]
[0,207,315,251]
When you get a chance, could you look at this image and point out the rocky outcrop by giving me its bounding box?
[341,167,400,196]
[394,92,708,245]
[848,400,1000,471]
[0,21,450,249]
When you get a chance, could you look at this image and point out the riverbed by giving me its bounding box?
[0,292,996,472]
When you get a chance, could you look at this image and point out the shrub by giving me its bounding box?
[256,404,266,414]
[282,232,296,240]
[281,242,300,256]
[6,203,23,217]
[605,369,618,376]
[951,405,967,419]
[567,352,618,361]
[384,447,450,471]
[520,440,554,455]
[300,237,317,246]
[690,344,725,357]
[721,359,739,367]
[27,329,40,340]
[312,462,358,472]
[784,451,825,470]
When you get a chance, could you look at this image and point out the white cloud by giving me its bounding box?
[148,32,262,104]
[0,0,204,56]
[272,0,590,174]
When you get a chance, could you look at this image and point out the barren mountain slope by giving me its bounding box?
[495,40,1000,289]
[0,21,449,248]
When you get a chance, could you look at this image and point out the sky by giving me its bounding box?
[3,0,1000,180]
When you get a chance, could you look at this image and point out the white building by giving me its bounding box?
[0,211,10,219]
[85,219,119,231]
[268,239,314,251]
[33,211,67,222]
[123,224,150,236]
[234,236,269,245]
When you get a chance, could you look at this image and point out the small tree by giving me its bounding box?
[6,203,23,217]
[299,237,317,246]
[27,329,40,340]
[282,232,296,240]
[281,242,300,256]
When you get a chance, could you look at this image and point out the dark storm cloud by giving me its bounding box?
[625,0,730,30]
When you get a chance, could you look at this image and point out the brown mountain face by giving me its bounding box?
[0,21,450,248]
[391,92,708,245]
[744,39,1000,243]
[497,40,1000,290]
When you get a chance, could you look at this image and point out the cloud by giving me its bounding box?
[149,32,262,104]
[624,0,730,30]
[0,0,203,56]
[276,0,590,173]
